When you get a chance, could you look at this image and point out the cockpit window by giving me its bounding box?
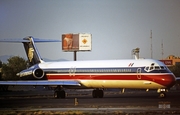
[144,66,149,72]
[150,66,154,70]
[160,66,165,69]
[155,66,160,70]
[144,66,166,72]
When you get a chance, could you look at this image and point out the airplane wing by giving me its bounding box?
[0,80,81,86]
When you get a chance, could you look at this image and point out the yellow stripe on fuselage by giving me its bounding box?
[79,80,165,89]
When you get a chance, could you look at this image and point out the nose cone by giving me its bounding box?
[160,73,176,88]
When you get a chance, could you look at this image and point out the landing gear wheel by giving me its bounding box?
[92,90,97,98]
[98,90,104,98]
[54,90,66,98]
[54,91,59,98]
[159,92,166,98]
[92,89,104,98]
[60,90,66,98]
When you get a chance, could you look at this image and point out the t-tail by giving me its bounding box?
[23,36,44,66]
[0,36,60,66]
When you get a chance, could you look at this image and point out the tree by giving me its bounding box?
[0,60,2,68]
[1,56,28,80]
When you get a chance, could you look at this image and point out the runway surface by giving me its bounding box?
[0,89,180,114]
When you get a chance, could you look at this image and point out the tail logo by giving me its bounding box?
[28,47,34,62]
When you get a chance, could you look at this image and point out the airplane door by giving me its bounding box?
[69,67,76,76]
[137,68,141,79]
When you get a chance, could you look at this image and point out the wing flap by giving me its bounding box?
[0,80,80,86]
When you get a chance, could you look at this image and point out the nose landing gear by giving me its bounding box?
[157,89,167,98]
[159,92,166,98]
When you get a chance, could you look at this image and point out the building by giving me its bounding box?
[160,55,180,66]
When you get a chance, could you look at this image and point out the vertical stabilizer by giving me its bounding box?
[23,36,44,66]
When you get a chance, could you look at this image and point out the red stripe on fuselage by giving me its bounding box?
[46,73,175,88]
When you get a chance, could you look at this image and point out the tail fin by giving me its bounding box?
[23,36,44,66]
[0,36,60,66]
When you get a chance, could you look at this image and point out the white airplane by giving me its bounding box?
[0,36,177,98]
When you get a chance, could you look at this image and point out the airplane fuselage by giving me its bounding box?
[19,59,176,90]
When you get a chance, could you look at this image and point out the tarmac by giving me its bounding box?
[0,86,180,114]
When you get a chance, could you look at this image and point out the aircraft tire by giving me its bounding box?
[54,90,66,98]
[98,90,104,98]
[92,90,97,98]
[54,91,59,98]
[159,92,166,98]
[60,90,66,98]
[92,89,104,98]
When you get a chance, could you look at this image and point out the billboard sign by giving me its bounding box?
[62,33,91,51]
[159,60,173,66]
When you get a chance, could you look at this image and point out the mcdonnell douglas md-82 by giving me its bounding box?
[0,36,177,98]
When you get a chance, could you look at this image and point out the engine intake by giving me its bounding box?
[33,68,44,79]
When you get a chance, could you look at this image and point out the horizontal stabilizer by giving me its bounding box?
[0,37,61,43]
[0,80,81,86]
[0,38,29,43]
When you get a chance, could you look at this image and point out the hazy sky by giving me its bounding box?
[0,0,180,61]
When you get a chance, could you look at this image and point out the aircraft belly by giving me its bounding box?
[79,80,164,89]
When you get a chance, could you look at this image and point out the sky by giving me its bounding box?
[0,0,180,61]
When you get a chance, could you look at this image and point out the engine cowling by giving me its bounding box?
[17,68,45,80]
[33,68,44,79]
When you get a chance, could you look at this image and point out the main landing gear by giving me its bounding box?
[54,85,66,98]
[54,86,104,99]
[92,89,104,98]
